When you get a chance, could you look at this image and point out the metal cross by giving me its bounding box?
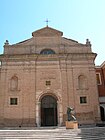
[45,19,50,27]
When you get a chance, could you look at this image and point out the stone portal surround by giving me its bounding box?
[36,92,63,127]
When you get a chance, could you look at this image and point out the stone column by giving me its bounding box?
[36,101,41,127]
[57,101,63,126]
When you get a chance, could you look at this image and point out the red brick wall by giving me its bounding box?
[96,65,105,97]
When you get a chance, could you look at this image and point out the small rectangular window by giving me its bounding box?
[80,97,87,104]
[96,73,102,85]
[46,81,51,86]
[10,98,18,105]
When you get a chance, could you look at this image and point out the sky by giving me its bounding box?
[0,0,105,65]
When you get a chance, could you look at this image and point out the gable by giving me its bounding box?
[32,26,63,37]
[2,26,92,55]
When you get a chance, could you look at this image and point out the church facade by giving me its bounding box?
[0,26,101,127]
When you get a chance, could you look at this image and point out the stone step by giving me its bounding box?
[0,127,105,140]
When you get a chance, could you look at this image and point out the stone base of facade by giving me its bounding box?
[0,116,100,127]
[66,121,78,129]
[2,118,36,127]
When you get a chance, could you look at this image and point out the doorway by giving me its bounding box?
[41,95,58,126]
[100,106,105,121]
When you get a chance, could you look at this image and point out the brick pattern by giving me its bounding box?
[0,26,101,126]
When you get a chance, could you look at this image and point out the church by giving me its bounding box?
[0,26,101,127]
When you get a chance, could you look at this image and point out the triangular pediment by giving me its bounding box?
[32,26,63,37]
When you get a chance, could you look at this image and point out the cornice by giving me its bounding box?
[95,61,105,68]
[0,53,96,62]
[101,61,105,67]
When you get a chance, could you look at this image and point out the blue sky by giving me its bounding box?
[0,0,105,65]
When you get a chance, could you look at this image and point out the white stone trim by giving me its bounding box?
[35,90,63,127]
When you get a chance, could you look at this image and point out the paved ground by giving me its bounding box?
[0,126,105,140]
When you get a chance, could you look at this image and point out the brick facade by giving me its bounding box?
[0,26,101,127]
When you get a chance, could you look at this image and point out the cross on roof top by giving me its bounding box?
[45,19,50,27]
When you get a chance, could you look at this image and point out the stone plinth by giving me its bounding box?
[66,121,78,129]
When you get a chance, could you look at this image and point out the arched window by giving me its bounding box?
[78,75,87,89]
[10,76,18,91]
[40,49,55,55]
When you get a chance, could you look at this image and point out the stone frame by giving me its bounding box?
[35,91,63,127]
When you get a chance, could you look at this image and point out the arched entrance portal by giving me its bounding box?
[41,95,58,126]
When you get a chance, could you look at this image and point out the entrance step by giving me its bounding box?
[0,126,105,139]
